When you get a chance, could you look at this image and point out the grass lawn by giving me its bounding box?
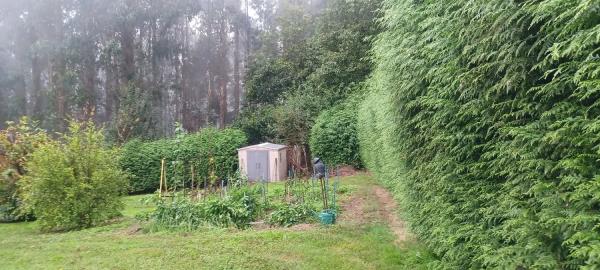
[0,175,433,269]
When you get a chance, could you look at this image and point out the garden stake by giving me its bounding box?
[203,177,207,200]
[333,175,339,210]
[319,178,326,209]
[164,161,169,199]
[163,159,168,197]
[261,177,266,204]
[172,162,177,195]
[333,166,340,210]
[191,164,195,191]
[159,159,165,198]
[324,165,329,209]
[220,179,224,198]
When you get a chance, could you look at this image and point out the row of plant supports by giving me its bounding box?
[154,157,342,227]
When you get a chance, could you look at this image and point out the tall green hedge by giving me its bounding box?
[120,128,247,193]
[360,0,600,268]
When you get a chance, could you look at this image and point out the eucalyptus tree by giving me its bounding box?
[0,0,255,139]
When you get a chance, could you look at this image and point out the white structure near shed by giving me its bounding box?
[238,143,287,182]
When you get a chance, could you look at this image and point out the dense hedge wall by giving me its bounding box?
[310,101,362,168]
[359,0,600,268]
[120,128,247,193]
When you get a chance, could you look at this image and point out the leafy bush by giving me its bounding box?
[0,117,49,222]
[267,203,316,227]
[20,121,127,231]
[244,59,299,107]
[120,128,247,193]
[232,106,277,145]
[310,101,362,168]
[360,0,600,268]
[273,92,322,146]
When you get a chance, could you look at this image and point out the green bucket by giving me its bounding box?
[318,210,336,225]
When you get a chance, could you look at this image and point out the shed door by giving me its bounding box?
[247,150,269,181]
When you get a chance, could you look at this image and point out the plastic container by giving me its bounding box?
[319,210,336,225]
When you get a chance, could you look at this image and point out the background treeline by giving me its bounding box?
[0,0,327,141]
[359,0,600,268]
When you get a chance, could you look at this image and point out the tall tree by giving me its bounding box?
[0,0,275,139]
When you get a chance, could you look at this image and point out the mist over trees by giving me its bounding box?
[0,0,325,141]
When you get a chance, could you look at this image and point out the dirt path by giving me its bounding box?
[372,186,410,244]
[339,184,410,245]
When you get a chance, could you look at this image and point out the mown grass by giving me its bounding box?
[0,175,434,270]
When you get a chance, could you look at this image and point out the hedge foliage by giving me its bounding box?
[120,128,247,193]
[310,101,362,168]
[360,0,600,268]
[20,122,127,231]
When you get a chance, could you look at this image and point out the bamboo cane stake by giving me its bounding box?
[159,159,165,198]
[191,164,195,191]
[164,160,168,196]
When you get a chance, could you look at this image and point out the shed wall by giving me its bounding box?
[238,146,288,182]
[278,149,287,180]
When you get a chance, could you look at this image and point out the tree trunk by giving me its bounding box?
[218,77,227,129]
[83,54,96,121]
[81,0,96,122]
[104,51,115,123]
[51,55,66,131]
[120,23,135,86]
[233,24,241,117]
[206,69,213,126]
[217,8,228,129]
[181,18,194,131]
[31,52,42,118]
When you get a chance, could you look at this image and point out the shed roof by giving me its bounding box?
[238,142,287,151]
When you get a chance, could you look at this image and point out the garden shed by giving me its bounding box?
[238,143,287,182]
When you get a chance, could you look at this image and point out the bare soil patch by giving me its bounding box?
[337,195,367,225]
[124,224,142,235]
[250,221,315,231]
[331,166,361,177]
[338,184,411,245]
[372,186,410,244]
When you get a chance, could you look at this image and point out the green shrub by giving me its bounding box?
[360,0,600,268]
[120,128,247,193]
[232,106,277,145]
[310,102,361,168]
[0,117,49,222]
[20,121,127,231]
[244,59,299,107]
[267,203,316,227]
